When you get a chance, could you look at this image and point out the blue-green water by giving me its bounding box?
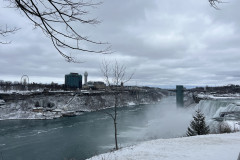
[0,97,178,160]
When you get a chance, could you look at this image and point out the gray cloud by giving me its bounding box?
[1,0,240,87]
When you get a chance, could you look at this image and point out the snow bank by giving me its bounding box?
[224,121,240,131]
[197,93,240,100]
[88,132,240,160]
[0,99,5,105]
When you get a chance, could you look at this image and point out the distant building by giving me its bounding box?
[83,81,106,90]
[84,71,88,85]
[93,81,106,90]
[65,73,82,89]
[86,81,94,89]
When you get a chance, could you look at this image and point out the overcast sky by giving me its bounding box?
[1,0,240,88]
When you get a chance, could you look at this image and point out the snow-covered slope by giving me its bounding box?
[88,132,240,160]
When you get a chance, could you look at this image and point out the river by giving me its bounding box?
[0,97,191,160]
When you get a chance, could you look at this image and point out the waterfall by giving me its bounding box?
[195,100,240,118]
[194,99,240,132]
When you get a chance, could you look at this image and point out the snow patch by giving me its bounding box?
[127,102,136,106]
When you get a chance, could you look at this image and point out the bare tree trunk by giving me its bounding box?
[114,93,118,150]
[114,119,118,150]
[101,60,133,151]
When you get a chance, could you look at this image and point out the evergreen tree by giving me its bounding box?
[186,109,210,136]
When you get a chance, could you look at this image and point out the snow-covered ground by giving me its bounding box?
[0,99,5,104]
[88,132,240,160]
[197,93,240,100]
[0,90,41,94]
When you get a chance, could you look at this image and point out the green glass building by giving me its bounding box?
[65,73,82,89]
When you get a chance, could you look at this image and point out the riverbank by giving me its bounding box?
[88,132,240,160]
[0,90,165,120]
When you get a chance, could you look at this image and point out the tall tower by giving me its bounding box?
[84,71,88,85]
[176,85,184,107]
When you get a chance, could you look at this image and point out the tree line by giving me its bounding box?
[0,80,63,92]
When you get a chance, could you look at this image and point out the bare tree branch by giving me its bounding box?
[101,59,134,88]
[5,0,111,62]
[103,110,115,120]
[0,25,20,44]
[209,0,225,9]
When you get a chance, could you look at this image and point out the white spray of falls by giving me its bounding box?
[128,98,240,139]
[132,97,240,139]
[140,97,193,139]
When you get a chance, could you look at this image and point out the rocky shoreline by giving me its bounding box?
[0,89,166,120]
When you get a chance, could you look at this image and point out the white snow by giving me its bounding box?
[0,90,39,95]
[127,102,136,106]
[225,121,240,131]
[88,132,240,160]
[197,93,240,100]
